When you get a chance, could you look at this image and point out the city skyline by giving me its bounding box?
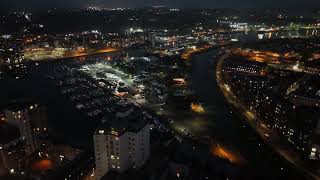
[1,0,320,9]
[1,5,320,180]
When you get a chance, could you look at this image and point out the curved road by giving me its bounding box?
[190,48,308,179]
[215,52,319,180]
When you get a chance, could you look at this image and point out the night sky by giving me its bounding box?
[1,0,320,9]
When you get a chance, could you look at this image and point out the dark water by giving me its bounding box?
[0,47,308,179]
[190,49,307,179]
[224,29,320,43]
[0,48,145,148]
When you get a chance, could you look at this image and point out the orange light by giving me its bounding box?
[211,144,245,165]
[181,45,212,60]
[191,103,205,113]
[31,159,53,172]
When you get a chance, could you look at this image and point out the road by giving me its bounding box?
[216,52,319,180]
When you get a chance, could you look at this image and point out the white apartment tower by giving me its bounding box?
[94,106,150,179]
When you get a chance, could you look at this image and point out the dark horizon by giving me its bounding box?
[1,0,320,10]
[1,2,320,180]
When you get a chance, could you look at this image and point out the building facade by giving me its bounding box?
[94,106,150,179]
[4,102,47,154]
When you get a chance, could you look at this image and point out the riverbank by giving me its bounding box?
[216,52,319,180]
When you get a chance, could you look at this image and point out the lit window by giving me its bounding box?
[310,152,316,158]
[111,155,115,160]
[99,130,104,134]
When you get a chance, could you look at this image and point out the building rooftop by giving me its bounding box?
[96,101,148,136]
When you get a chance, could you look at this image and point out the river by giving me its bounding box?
[189,48,307,179]
[0,45,308,179]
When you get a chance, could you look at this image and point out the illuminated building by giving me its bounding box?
[309,119,320,160]
[93,102,150,179]
[4,101,47,154]
[0,36,24,65]
[0,36,26,78]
